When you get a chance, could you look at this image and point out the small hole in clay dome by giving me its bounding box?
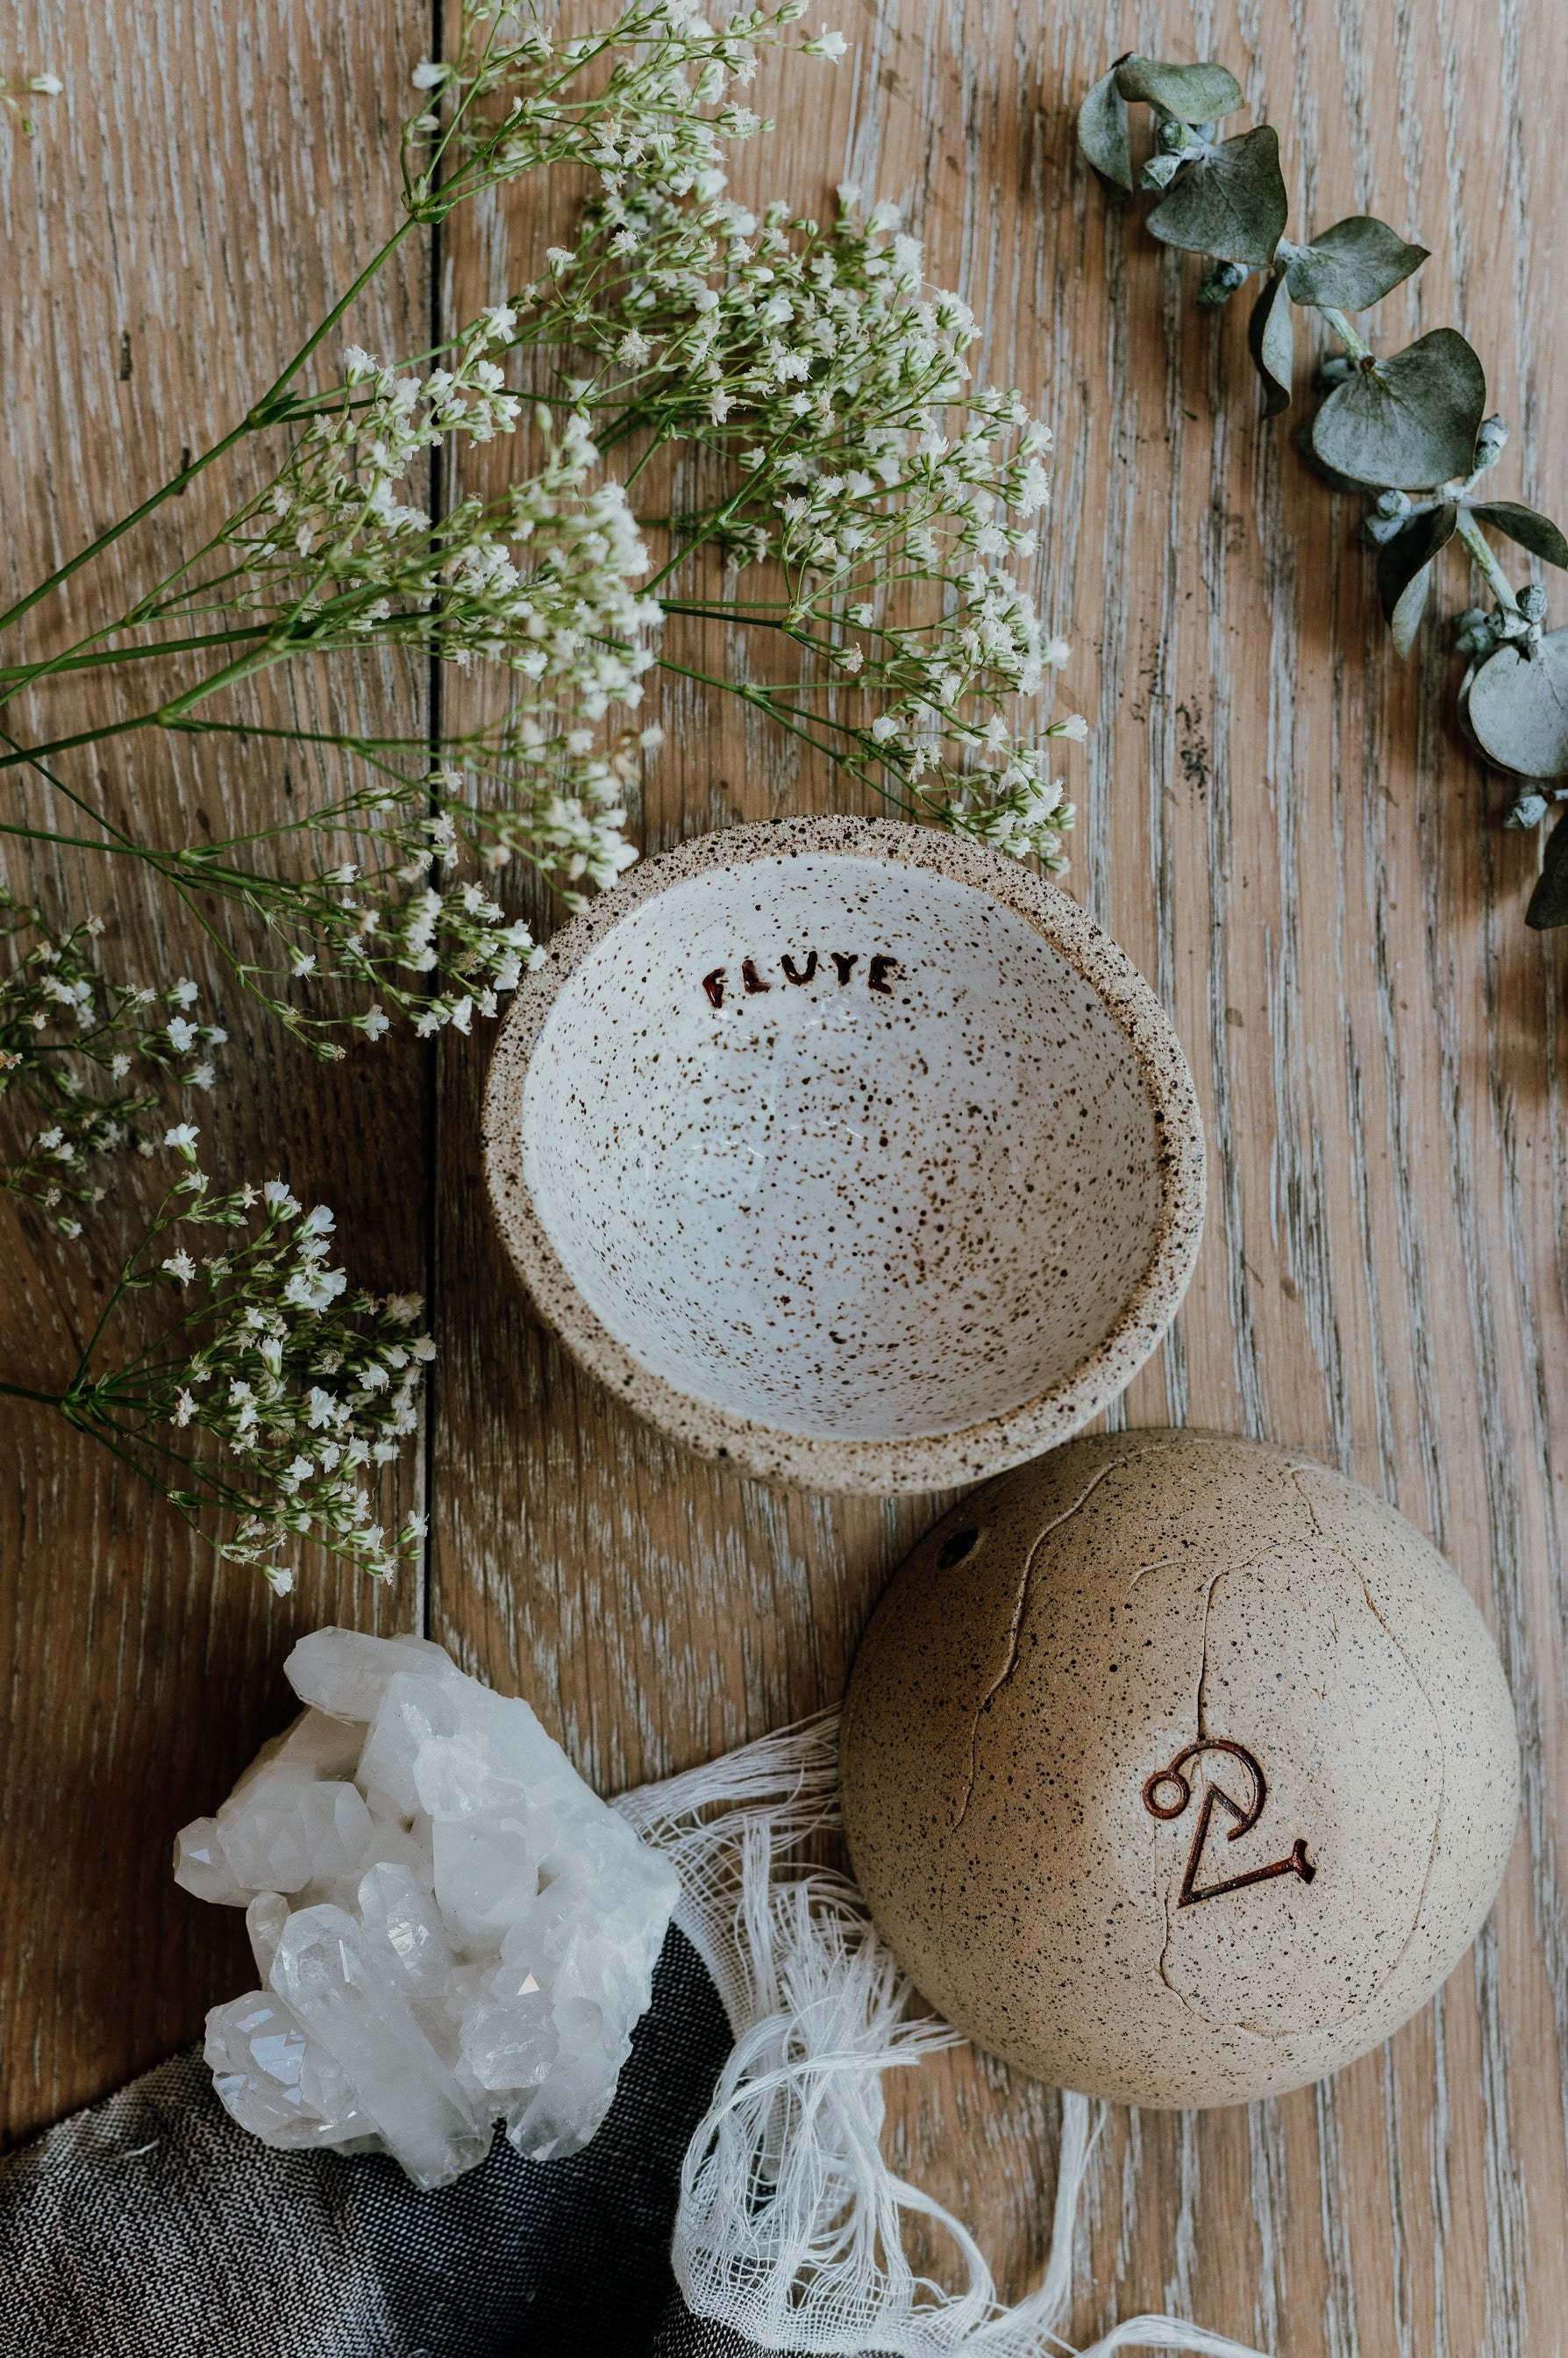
[937,1527,980,1569]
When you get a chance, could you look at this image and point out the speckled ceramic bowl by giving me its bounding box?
[482,817,1205,1492]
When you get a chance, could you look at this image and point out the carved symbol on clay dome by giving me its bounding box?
[1141,1739,1315,1909]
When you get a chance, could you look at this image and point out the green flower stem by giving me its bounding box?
[72,1211,161,1373]
[47,1410,192,1517]
[641,460,780,598]
[651,655,920,829]
[658,597,796,618]
[0,212,419,649]
[156,645,282,723]
[0,1379,66,1407]
[172,717,431,754]
[245,215,420,439]
[1320,306,1372,365]
[0,818,148,854]
[2,717,301,1022]
[0,710,160,771]
[0,625,274,689]
[1454,506,1520,611]
[653,654,846,764]
[0,420,255,647]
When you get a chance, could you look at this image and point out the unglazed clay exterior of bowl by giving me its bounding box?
[482,817,1205,1492]
[839,1430,1520,2107]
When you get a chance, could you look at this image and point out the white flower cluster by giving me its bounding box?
[0,8,1085,1590]
[403,4,825,224]
[453,718,657,898]
[191,716,657,1055]
[515,170,1080,868]
[208,802,541,1060]
[226,323,662,709]
[71,1129,433,1587]
[0,65,62,136]
[0,894,225,1234]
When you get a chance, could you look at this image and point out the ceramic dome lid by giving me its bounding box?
[840,1430,1520,2107]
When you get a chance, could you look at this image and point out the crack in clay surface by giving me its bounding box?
[1350,1569,1446,1999]
[1154,1858,1193,2011]
[1194,1567,1229,1741]
[951,1460,1128,1830]
[1289,1469,1448,2019]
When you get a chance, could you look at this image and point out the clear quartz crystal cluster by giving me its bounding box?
[175,1627,678,2188]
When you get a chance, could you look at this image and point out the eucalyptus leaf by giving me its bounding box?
[1467,501,1568,569]
[1077,64,1132,195]
[1527,808,1568,929]
[1467,628,1568,780]
[1283,216,1429,311]
[1377,507,1457,656]
[1386,562,1435,659]
[1147,125,1289,267]
[1310,327,1486,489]
[1377,506,1456,618]
[1247,271,1294,418]
[1113,56,1244,125]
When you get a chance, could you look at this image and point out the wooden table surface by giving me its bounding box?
[4,4,1564,2350]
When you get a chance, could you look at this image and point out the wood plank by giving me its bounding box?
[427,6,1567,2352]
[2,5,1564,2354]
[0,0,430,2140]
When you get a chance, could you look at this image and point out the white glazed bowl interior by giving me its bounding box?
[488,821,1204,1490]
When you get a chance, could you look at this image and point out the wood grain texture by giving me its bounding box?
[3,4,1565,2353]
[0,0,431,2135]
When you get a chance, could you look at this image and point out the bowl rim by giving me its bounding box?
[481,815,1206,1493]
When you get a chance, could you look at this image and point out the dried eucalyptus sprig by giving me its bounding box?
[0,895,224,1233]
[1079,52,1568,928]
[0,1128,431,1590]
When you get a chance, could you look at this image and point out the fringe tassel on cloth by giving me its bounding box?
[617,1712,1268,2358]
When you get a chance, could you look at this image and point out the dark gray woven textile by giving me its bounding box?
[0,1924,744,2358]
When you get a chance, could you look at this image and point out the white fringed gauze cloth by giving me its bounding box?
[617,1711,1268,2358]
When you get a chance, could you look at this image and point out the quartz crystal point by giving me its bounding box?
[179,1628,679,2188]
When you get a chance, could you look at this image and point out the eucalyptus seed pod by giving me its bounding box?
[1197,260,1249,304]
[1474,413,1509,468]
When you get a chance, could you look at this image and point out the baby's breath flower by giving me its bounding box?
[45,1149,431,1584]
[0,897,225,1233]
[512,167,1080,868]
[1,65,62,135]
[0,4,1080,1093]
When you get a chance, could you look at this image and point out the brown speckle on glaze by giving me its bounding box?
[839,1432,1521,2106]
[481,818,1207,1494]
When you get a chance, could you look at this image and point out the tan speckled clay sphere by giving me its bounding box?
[840,1432,1519,2108]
